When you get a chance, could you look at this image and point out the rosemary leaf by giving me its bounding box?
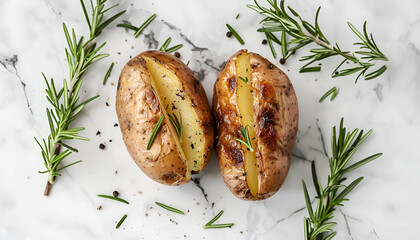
[116,214,127,229]
[155,202,185,215]
[238,76,248,83]
[147,115,165,150]
[103,62,114,86]
[226,24,245,45]
[97,194,130,204]
[117,23,139,31]
[203,210,234,229]
[319,87,338,102]
[134,14,157,38]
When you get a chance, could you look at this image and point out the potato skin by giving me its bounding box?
[213,49,298,200]
[116,51,213,185]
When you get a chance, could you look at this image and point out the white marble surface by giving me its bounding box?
[0,0,419,239]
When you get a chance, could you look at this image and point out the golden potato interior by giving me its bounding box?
[144,56,205,175]
[235,52,258,196]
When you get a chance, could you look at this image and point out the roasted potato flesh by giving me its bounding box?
[235,52,258,196]
[144,57,205,174]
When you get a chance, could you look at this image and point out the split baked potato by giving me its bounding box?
[213,49,298,200]
[116,51,213,185]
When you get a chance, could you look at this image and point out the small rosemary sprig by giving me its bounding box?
[159,37,183,53]
[147,115,165,150]
[302,118,382,240]
[167,112,183,138]
[203,210,234,229]
[34,0,125,196]
[155,202,185,215]
[248,0,389,88]
[97,194,130,204]
[235,125,254,152]
[116,214,127,229]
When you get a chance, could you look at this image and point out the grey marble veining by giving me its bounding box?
[1,0,419,239]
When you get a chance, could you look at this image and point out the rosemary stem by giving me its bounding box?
[301,28,358,63]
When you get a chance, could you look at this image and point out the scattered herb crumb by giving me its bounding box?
[96,131,101,136]
[99,143,105,149]
[97,205,102,210]
[105,102,109,106]
[114,123,119,127]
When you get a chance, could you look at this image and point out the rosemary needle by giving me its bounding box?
[204,224,235,229]
[319,87,338,102]
[203,210,234,229]
[238,76,248,83]
[97,194,129,204]
[134,14,157,38]
[167,113,183,138]
[116,214,127,229]
[116,23,138,31]
[147,115,165,150]
[159,37,172,51]
[103,62,114,86]
[165,44,183,53]
[236,13,240,19]
[155,202,185,215]
[226,24,244,45]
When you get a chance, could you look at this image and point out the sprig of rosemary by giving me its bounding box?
[319,87,338,102]
[203,210,234,229]
[159,37,183,53]
[34,0,125,196]
[147,115,165,150]
[97,194,130,204]
[155,202,185,215]
[303,118,382,240]
[248,0,389,88]
[116,214,127,229]
[167,112,183,139]
[226,24,245,45]
[235,125,254,152]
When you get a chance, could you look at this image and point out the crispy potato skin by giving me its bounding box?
[116,51,213,185]
[213,49,298,200]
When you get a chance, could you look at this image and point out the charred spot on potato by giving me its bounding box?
[267,63,274,69]
[228,76,237,92]
[161,172,181,184]
[175,92,185,100]
[145,89,160,113]
[258,107,277,149]
[227,147,243,165]
[251,62,260,69]
[259,83,275,100]
[260,107,275,125]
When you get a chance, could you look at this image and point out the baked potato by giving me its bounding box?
[213,49,298,200]
[116,50,213,185]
